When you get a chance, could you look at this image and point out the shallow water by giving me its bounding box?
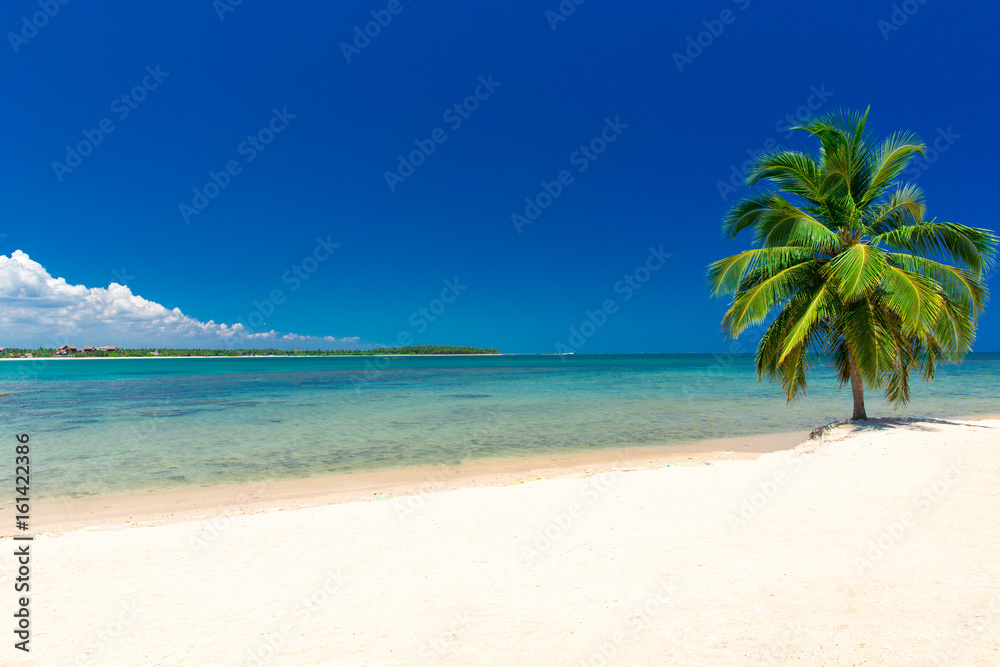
[1,354,996,498]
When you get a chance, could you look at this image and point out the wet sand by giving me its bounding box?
[21,430,810,534]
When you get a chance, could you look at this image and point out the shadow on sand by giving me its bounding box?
[809,416,993,440]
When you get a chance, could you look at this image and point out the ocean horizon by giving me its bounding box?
[3,353,997,499]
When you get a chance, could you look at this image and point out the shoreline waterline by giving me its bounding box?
[17,428,813,533]
[13,412,1000,534]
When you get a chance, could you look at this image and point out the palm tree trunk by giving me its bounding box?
[848,352,867,420]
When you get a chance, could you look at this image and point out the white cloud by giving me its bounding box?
[0,250,360,349]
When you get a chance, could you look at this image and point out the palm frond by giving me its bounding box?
[721,194,781,240]
[722,261,819,337]
[860,132,925,207]
[753,200,840,249]
[872,221,998,273]
[839,298,894,388]
[746,151,822,200]
[886,253,988,310]
[823,243,887,300]
[934,297,977,357]
[880,265,944,330]
[778,283,833,363]
[707,247,815,297]
[867,183,926,235]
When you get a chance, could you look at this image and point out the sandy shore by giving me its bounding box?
[4,417,1000,665]
[19,430,809,535]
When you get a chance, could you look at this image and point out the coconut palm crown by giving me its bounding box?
[708,109,997,420]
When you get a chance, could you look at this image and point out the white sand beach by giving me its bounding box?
[6,417,1000,665]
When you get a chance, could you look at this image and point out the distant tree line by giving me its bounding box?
[0,345,499,358]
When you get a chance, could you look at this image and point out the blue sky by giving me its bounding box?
[1,0,998,351]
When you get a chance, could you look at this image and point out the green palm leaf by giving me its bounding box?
[707,247,815,297]
[746,151,822,201]
[823,243,887,300]
[886,254,987,310]
[880,265,944,330]
[778,283,832,363]
[860,132,925,207]
[872,221,998,274]
[723,261,818,336]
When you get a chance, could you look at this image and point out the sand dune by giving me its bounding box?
[6,417,1000,665]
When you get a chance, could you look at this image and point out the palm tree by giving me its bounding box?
[708,109,997,420]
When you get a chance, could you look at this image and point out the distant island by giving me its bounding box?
[0,345,499,358]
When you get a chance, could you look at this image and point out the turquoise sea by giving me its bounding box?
[1,354,997,499]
